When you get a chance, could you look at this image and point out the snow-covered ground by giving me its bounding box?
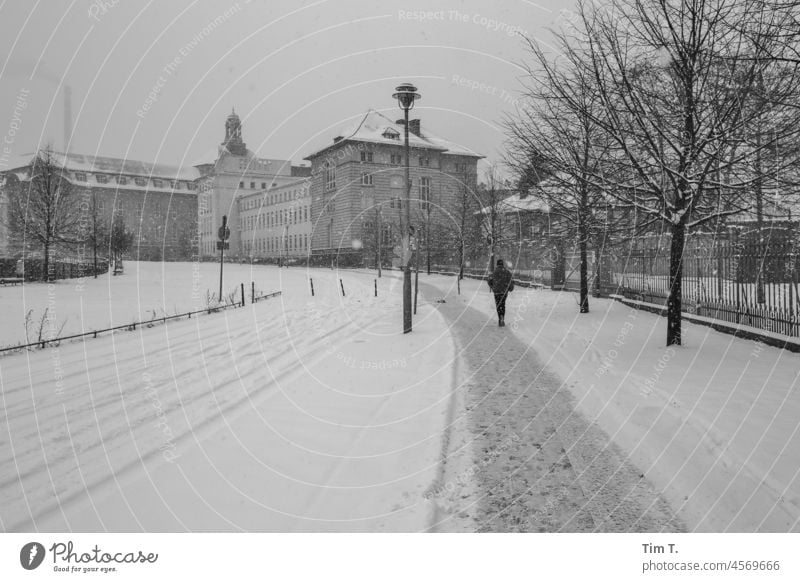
[0,261,304,348]
[0,265,458,531]
[1,262,798,532]
[422,275,800,532]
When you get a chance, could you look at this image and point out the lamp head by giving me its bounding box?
[393,83,421,111]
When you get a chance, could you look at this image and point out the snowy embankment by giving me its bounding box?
[423,275,800,532]
[0,265,458,531]
[0,261,295,349]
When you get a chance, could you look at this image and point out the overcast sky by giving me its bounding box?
[0,0,574,174]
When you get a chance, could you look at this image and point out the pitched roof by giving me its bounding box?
[304,109,483,160]
[1,150,200,181]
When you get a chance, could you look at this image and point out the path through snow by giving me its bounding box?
[425,285,683,532]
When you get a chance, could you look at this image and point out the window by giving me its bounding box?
[153,178,163,187]
[187,182,197,191]
[390,154,402,165]
[420,177,431,210]
[250,181,255,189]
[116,176,127,185]
[324,165,336,191]
[261,182,266,189]
[239,181,244,188]
[134,177,146,187]
[454,162,467,173]
[419,157,430,167]
[361,172,373,186]
[96,174,108,184]
[75,172,87,182]
[360,151,373,162]
[381,223,392,245]
[382,128,400,140]
[170,180,179,189]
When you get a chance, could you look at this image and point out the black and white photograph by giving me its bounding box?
[1,0,799,579]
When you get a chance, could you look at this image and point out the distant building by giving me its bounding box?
[0,151,199,261]
[195,109,311,258]
[303,109,482,266]
[236,176,311,262]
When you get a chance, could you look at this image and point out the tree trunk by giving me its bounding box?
[43,238,51,282]
[579,235,588,312]
[755,129,765,304]
[376,207,382,278]
[667,220,686,346]
[578,188,589,313]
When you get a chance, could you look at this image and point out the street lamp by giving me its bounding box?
[392,82,420,334]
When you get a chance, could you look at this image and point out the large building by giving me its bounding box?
[0,110,313,262]
[0,150,200,261]
[304,110,482,265]
[195,110,310,258]
[236,176,311,261]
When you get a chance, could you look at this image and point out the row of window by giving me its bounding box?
[239,187,308,210]
[359,151,433,167]
[239,180,273,190]
[242,234,309,254]
[359,173,431,195]
[240,206,309,230]
[73,172,196,190]
[362,221,394,245]
[326,167,440,193]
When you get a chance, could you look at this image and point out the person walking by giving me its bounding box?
[487,259,514,327]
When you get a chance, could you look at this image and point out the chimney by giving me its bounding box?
[63,86,72,154]
[395,119,405,127]
[409,119,421,136]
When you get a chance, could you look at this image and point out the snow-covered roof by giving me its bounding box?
[0,150,200,181]
[304,109,483,160]
[478,191,550,215]
[500,192,550,213]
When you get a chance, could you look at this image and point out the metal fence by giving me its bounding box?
[606,236,800,337]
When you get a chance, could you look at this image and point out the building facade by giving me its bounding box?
[236,176,311,262]
[196,110,311,258]
[0,151,199,261]
[304,110,482,266]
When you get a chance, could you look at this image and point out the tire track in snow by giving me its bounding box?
[2,300,369,531]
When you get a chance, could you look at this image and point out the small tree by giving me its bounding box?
[84,192,108,278]
[7,148,84,280]
[107,213,134,264]
[476,165,506,271]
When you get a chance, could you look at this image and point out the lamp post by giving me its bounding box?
[392,82,420,334]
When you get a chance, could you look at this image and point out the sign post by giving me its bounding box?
[217,215,231,301]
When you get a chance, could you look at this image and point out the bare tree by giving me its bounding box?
[107,213,134,265]
[506,41,627,313]
[552,0,800,345]
[7,148,85,281]
[84,191,108,278]
[476,165,507,271]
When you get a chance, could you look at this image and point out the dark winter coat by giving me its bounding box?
[488,266,514,295]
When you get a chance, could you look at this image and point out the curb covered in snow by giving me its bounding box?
[608,294,800,353]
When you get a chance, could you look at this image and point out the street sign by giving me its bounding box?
[218,226,231,240]
[216,241,230,250]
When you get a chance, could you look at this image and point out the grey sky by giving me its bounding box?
[0,0,573,173]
